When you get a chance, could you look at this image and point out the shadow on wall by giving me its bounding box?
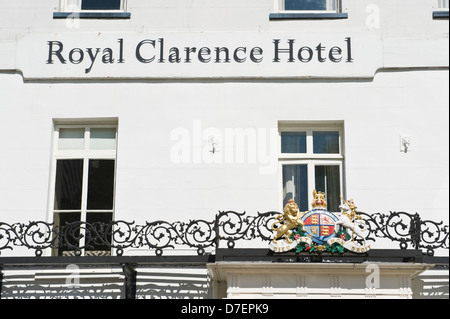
[136,269,210,299]
[0,267,210,299]
[0,266,124,299]
[412,271,449,299]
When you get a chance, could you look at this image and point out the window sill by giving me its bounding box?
[433,11,449,19]
[53,12,131,19]
[269,12,348,20]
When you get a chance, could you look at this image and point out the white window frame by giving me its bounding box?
[438,0,449,9]
[47,120,118,256]
[278,121,345,213]
[59,0,128,12]
[276,0,341,13]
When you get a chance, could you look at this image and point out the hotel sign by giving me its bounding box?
[16,32,383,80]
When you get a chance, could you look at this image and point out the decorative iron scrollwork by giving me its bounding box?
[0,221,55,257]
[0,211,448,257]
[216,211,279,249]
[359,211,449,256]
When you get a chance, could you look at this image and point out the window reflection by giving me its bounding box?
[81,0,121,10]
[54,159,83,210]
[285,0,327,11]
[315,165,340,212]
[281,132,307,153]
[282,164,309,211]
[313,131,339,154]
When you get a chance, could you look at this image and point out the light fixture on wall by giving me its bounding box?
[208,136,220,154]
[400,135,411,153]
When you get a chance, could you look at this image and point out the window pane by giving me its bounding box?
[313,131,339,154]
[285,0,327,11]
[282,164,308,211]
[315,165,340,212]
[87,160,115,210]
[81,0,121,10]
[54,159,83,210]
[90,128,116,150]
[86,212,113,253]
[281,132,307,153]
[58,128,84,150]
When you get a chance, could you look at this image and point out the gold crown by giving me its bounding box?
[284,199,299,211]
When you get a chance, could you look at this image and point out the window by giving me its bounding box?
[54,0,130,19]
[81,0,121,10]
[281,0,338,12]
[434,0,449,18]
[59,0,125,11]
[438,0,449,9]
[271,0,347,19]
[50,122,117,256]
[279,122,344,213]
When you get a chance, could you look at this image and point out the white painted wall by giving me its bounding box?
[0,0,448,256]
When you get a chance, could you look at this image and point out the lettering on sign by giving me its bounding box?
[45,37,354,74]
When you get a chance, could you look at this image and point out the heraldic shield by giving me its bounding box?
[269,190,371,254]
[301,210,340,245]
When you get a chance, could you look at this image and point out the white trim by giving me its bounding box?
[439,0,449,9]
[278,120,344,131]
[46,121,118,256]
[278,121,345,213]
[278,122,344,158]
[279,154,344,160]
[53,118,118,126]
[278,160,343,212]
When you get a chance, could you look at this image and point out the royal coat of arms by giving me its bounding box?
[269,190,371,254]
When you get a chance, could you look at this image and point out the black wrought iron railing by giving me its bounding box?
[0,211,448,257]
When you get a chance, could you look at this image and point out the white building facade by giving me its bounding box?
[0,0,448,300]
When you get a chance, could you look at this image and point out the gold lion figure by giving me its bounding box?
[272,199,306,244]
